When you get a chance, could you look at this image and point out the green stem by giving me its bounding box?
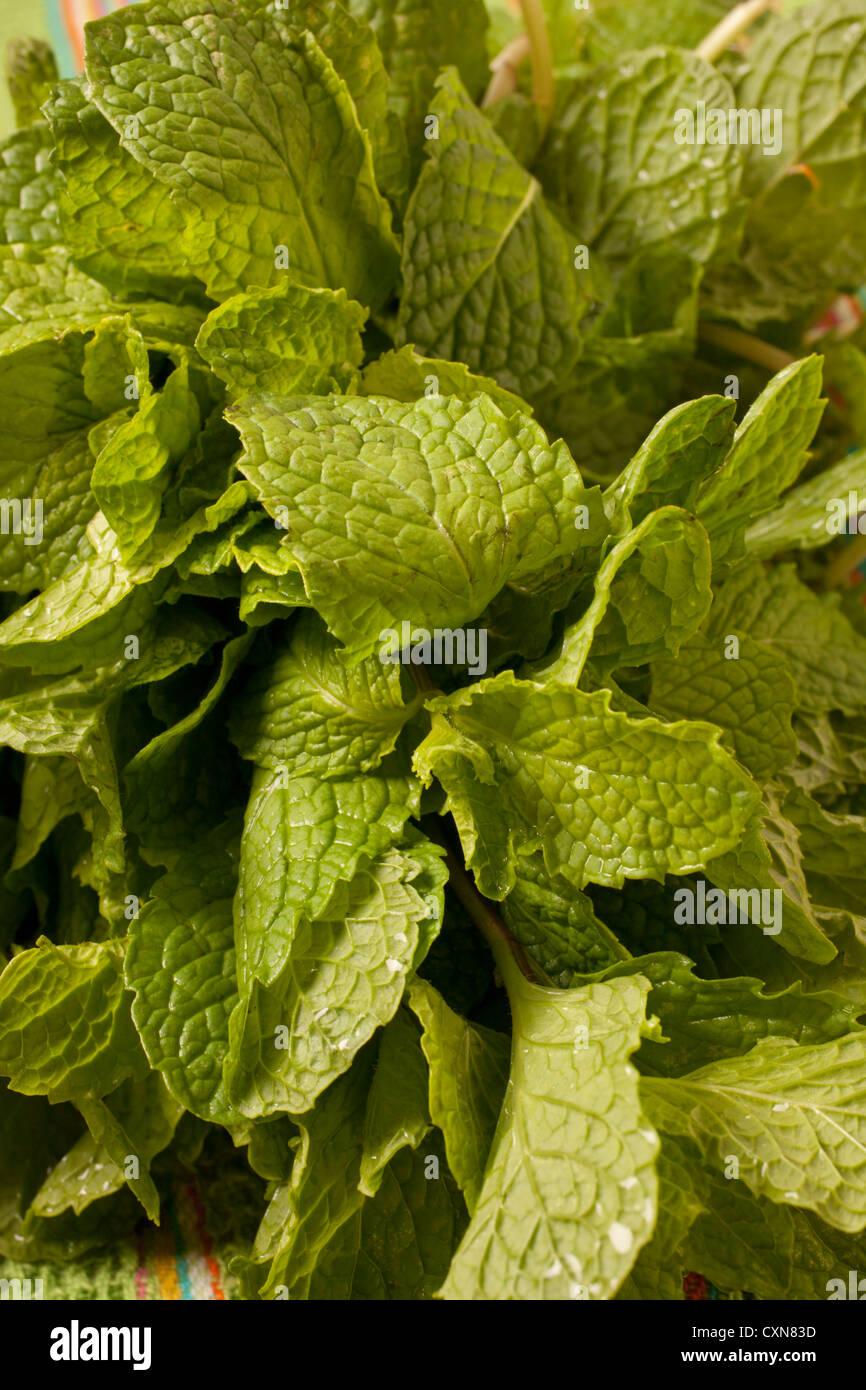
[695,0,779,63]
[518,0,554,132]
[699,322,796,373]
[423,819,543,985]
[825,532,866,590]
[482,33,531,109]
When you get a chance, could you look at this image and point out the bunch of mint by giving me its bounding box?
[0,0,865,1303]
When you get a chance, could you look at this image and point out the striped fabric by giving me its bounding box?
[46,0,135,76]
[0,1178,235,1301]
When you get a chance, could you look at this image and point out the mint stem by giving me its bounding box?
[482,33,532,109]
[825,533,866,590]
[518,0,554,131]
[699,322,796,373]
[423,818,543,985]
[695,0,779,63]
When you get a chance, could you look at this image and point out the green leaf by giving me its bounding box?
[534,508,712,684]
[346,0,490,161]
[82,315,150,417]
[606,395,736,530]
[414,671,759,899]
[650,632,798,781]
[123,631,254,864]
[360,345,529,419]
[396,69,592,402]
[32,1073,183,1222]
[234,761,422,992]
[607,952,862,1076]
[782,785,866,912]
[241,1046,374,1298]
[125,823,244,1125]
[0,1082,84,1255]
[646,1033,866,1232]
[0,486,246,670]
[90,364,202,562]
[746,450,866,559]
[11,755,90,873]
[440,974,658,1300]
[5,37,59,129]
[408,977,509,1213]
[730,0,866,314]
[0,939,147,1102]
[46,78,200,301]
[583,0,729,63]
[226,841,446,1116]
[306,1137,466,1299]
[0,125,60,250]
[703,788,837,965]
[709,561,866,716]
[196,281,367,398]
[0,247,116,354]
[0,335,101,594]
[84,0,399,305]
[229,392,600,662]
[617,1136,702,1300]
[358,1006,431,1198]
[539,246,702,482]
[229,610,418,776]
[537,48,743,267]
[695,358,826,567]
[249,0,409,204]
[500,852,630,984]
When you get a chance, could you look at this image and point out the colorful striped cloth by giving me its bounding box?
[0,1175,246,1301]
[45,0,133,77]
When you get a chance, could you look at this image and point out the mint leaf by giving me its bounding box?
[197,281,367,398]
[347,0,490,161]
[234,762,421,992]
[361,345,529,419]
[226,840,446,1116]
[358,1007,431,1198]
[230,393,596,661]
[91,364,201,561]
[727,0,866,315]
[396,69,592,401]
[408,977,509,1212]
[440,975,658,1300]
[0,335,101,593]
[537,48,743,266]
[40,1074,183,1223]
[125,823,243,1125]
[46,78,200,301]
[84,0,399,305]
[415,671,759,898]
[650,632,798,781]
[229,611,417,776]
[695,357,826,567]
[646,1033,866,1232]
[500,852,630,983]
[534,508,712,684]
[0,939,146,1102]
[746,449,866,559]
[709,561,866,716]
[5,37,58,129]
